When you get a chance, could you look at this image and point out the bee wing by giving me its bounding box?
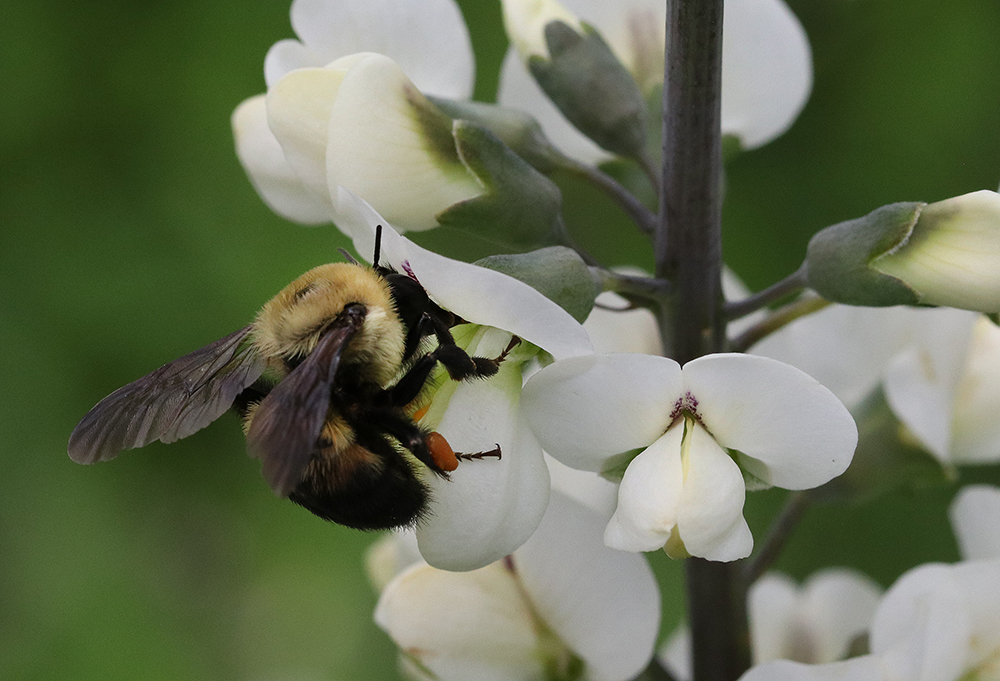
[68,326,266,464]
[246,308,365,497]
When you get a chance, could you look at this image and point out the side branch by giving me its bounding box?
[563,159,659,236]
[725,264,809,320]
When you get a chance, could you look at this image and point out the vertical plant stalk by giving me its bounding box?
[656,1,751,681]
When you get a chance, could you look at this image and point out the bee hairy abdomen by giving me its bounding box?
[289,438,429,531]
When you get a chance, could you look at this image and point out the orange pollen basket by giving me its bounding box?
[426,431,459,472]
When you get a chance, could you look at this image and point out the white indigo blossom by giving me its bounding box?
[233,0,475,226]
[498,0,813,163]
[336,189,593,570]
[521,353,857,561]
[373,493,661,681]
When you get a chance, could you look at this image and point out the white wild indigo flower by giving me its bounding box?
[336,189,593,570]
[372,492,661,681]
[950,484,1000,562]
[754,306,1000,467]
[662,569,882,680]
[233,0,475,226]
[521,353,857,561]
[498,0,813,163]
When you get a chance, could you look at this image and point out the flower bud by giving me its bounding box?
[807,191,1000,313]
[501,0,648,160]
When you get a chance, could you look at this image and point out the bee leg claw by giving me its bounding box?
[455,444,502,462]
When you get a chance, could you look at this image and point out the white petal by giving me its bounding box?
[950,485,1000,561]
[374,562,542,681]
[682,354,857,490]
[415,334,551,571]
[605,427,685,552]
[336,190,595,360]
[748,573,800,663]
[675,421,753,561]
[950,316,1000,463]
[875,191,1000,313]
[546,453,619,520]
[737,657,888,681]
[280,0,474,98]
[721,0,812,149]
[870,563,971,681]
[266,63,354,208]
[263,38,317,88]
[584,290,663,355]
[501,0,583,60]
[522,354,683,472]
[496,48,611,165]
[883,309,977,462]
[326,54,482,232]
[949,558,1000,670]
[514,493,660,681]
[231,95,332,224]
[659,626,692,681]
[365,530,424,593]
[751,305,921,410]
[799,569,883,664]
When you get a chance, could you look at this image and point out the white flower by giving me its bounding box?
[521,352,857,561]
[662,569,882,680]
[873,191,1000,313]
[753,306,1000,466]
[950,484,1000,561]
[374,492,661,681]
[336,189,593,570]
[740,558,1000,681]
[233,0,475,226]
[498,0,813,163]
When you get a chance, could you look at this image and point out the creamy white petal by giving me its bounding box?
[546,453,619,520]
[514,493,660,681]
[737,657,888,681]
[720,0,812,149]
[675,421,753,561]
[883,309,976,462]
[950,485,1000,561]
[365,530,423,593]
[748,573,800,663]
[325,54,482,232]
[272,0,474,98]
[584,290,662,356]
[501,0,583,60]
[374,562,541,681]
[522,354,684,472]
[869,563,971,681]
[266,63,353,206]
[497,48,611,165]
[751,305,921,409]
[263,39,317,88]
[231,95,332,224]
[415,331,550,571]
[682,354,857,490]
[605,427,685,552]
[949,559,1000,671]
[336,189,595,361]
[798,569,882,664]
[950,316,1000,463]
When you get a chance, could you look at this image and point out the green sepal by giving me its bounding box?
[436,121,565,251]
[805,202,926,307]
[427,97,567,174]
[475,246,600,323]
[528,21,647,160]
[599,448,644,483]
[808,386,952,504]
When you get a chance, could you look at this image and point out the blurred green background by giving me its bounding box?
[2,0,1000,679]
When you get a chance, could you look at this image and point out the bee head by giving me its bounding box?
[252,263,407,386]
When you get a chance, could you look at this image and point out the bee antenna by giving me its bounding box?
[337,248,360,265]
[373,224,383,266]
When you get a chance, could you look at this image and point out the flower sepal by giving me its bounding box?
[435,121,568,250]
[526,20,648,160]
[474,246,600,323]
[807,192,1000,312]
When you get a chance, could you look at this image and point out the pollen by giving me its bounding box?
[426,431,459,472]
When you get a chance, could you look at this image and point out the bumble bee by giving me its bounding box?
[68,228,513,530]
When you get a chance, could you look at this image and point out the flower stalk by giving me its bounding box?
[656,0,750,680]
